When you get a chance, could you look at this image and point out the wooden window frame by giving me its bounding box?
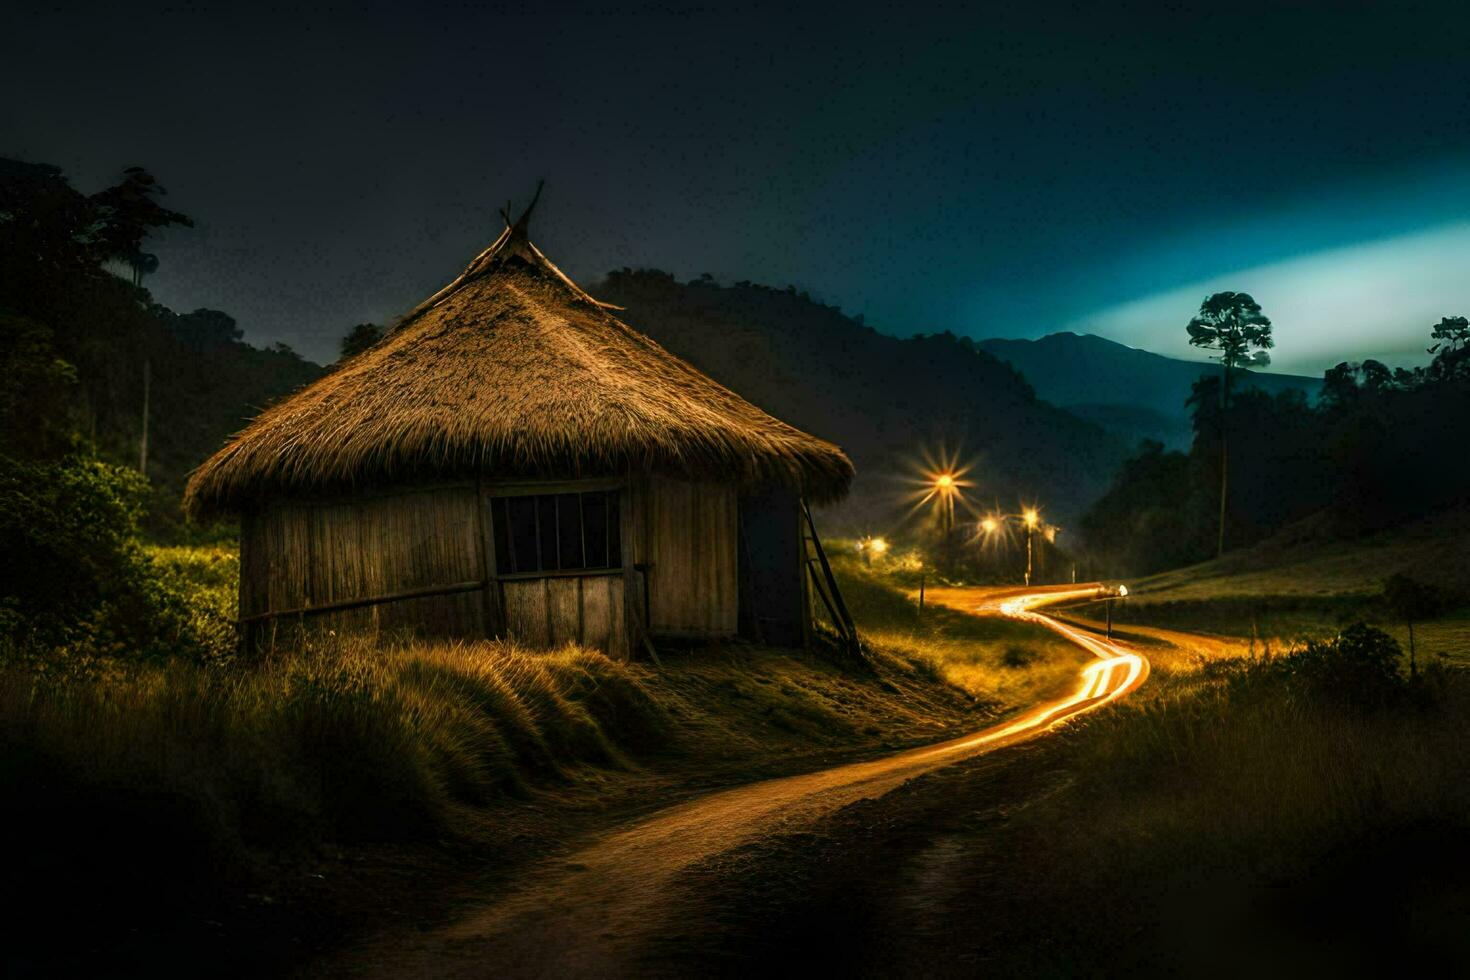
[485,481,626,579]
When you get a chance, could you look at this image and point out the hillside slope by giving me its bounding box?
[595,271,1128,528]
[1130,505,1470,606]
[979,332,1321,448]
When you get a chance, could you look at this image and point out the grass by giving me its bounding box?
[2,540,1078,890]
[1058,506,1470,674]
[3,639,671,882]
[966,651,1470,972]
[2,539,1098,974]
[1117,505,1470,641]
[646,629,1470,976]
[830,549,1091,709]
[0,539,1010,971]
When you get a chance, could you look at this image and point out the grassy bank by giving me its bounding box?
[831,549,1090,708]
[643,625,1470,975]
[1108,505,1470,651]
[6,540,1093,974]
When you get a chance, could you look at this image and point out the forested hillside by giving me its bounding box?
[0,158,323,530]
[596,270,1129,528]
[1081,348,1470,576]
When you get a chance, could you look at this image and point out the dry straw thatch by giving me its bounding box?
[185,209,853,516]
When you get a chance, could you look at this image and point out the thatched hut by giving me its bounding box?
[185,192,854,657]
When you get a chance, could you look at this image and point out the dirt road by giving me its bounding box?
[347,584,1149,978]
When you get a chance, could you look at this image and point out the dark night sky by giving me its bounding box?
[7,1,1470,371]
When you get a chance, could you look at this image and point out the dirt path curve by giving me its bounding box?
[348,584,1149,979]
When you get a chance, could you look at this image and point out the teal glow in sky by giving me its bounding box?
[1058,164,1470,376]
[9,3,1470,368]
[1069,222,1470,375]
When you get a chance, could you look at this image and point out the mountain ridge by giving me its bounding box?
[977,332,1322,448]
[594,271,1130,530]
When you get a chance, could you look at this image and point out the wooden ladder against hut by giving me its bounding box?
[801,501,861,658]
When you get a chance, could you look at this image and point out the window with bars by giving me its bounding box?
[490,489,622,576]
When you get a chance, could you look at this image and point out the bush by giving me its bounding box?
[0,454,227,666]
[1232,622,1407,710]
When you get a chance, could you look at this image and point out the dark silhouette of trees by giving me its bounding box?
[1086,315,1470,576]
[339,322,383,359]
[1427,315,1470,382]
[88,167,193,287]
[596,267,1124,526]
[0,158,322,530]
[0,312,80,460]
[162,308,244,352]
[1077,440,1213,576]
[1186,291,1274,557]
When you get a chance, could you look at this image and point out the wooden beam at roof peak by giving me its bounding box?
[512,179,545,235]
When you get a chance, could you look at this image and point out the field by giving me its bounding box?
[631,597,1470,975]
[1133,505,1470,603]
[1070,507,1470,666]
[14,532,1466,975]
[828,546,1091,706]
[1,540,1083,975]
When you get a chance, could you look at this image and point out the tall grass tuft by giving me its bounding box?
[0,635,673,908]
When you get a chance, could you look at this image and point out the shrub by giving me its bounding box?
[1231,622,1407,710]
[0,454,226,666]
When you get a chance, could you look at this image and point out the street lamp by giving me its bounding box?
[931,472,958,535]
[976,505,1049,586]
[1106,584,1128,639]
[927,471,962,572]
[856,536,890,566]
[1022,508,1040,586]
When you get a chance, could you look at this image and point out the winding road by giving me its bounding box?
[350,584,1149,978]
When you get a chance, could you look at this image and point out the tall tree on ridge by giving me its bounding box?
[1186,291,1273,557]
[89,166,193,287]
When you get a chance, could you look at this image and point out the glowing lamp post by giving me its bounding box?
[1106,583,1128,639]
[1023,508,1039,587]
[858,536,890,566]
[933,473,957,534]
[977,506,1049,586]
[931,471,960,572]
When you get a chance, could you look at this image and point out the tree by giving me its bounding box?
[339,322,383,359]
[0,312,80,460]
[1186,291,1273,557]
[87,166,193,287]
[1427,315,1470,382]
[1382,573,1444,676]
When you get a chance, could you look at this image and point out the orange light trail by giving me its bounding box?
[908,586,1148,752]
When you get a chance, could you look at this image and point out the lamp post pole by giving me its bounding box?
[1025,524,1033,587]
[1106,585,1128,640]
[979,507,1046,587]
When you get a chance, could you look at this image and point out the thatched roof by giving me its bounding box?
[185,197,854,516]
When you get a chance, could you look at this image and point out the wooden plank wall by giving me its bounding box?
[239,477,742,655]
[502,574,628,656]
[240,484,484,642]
[642,477,738,636]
